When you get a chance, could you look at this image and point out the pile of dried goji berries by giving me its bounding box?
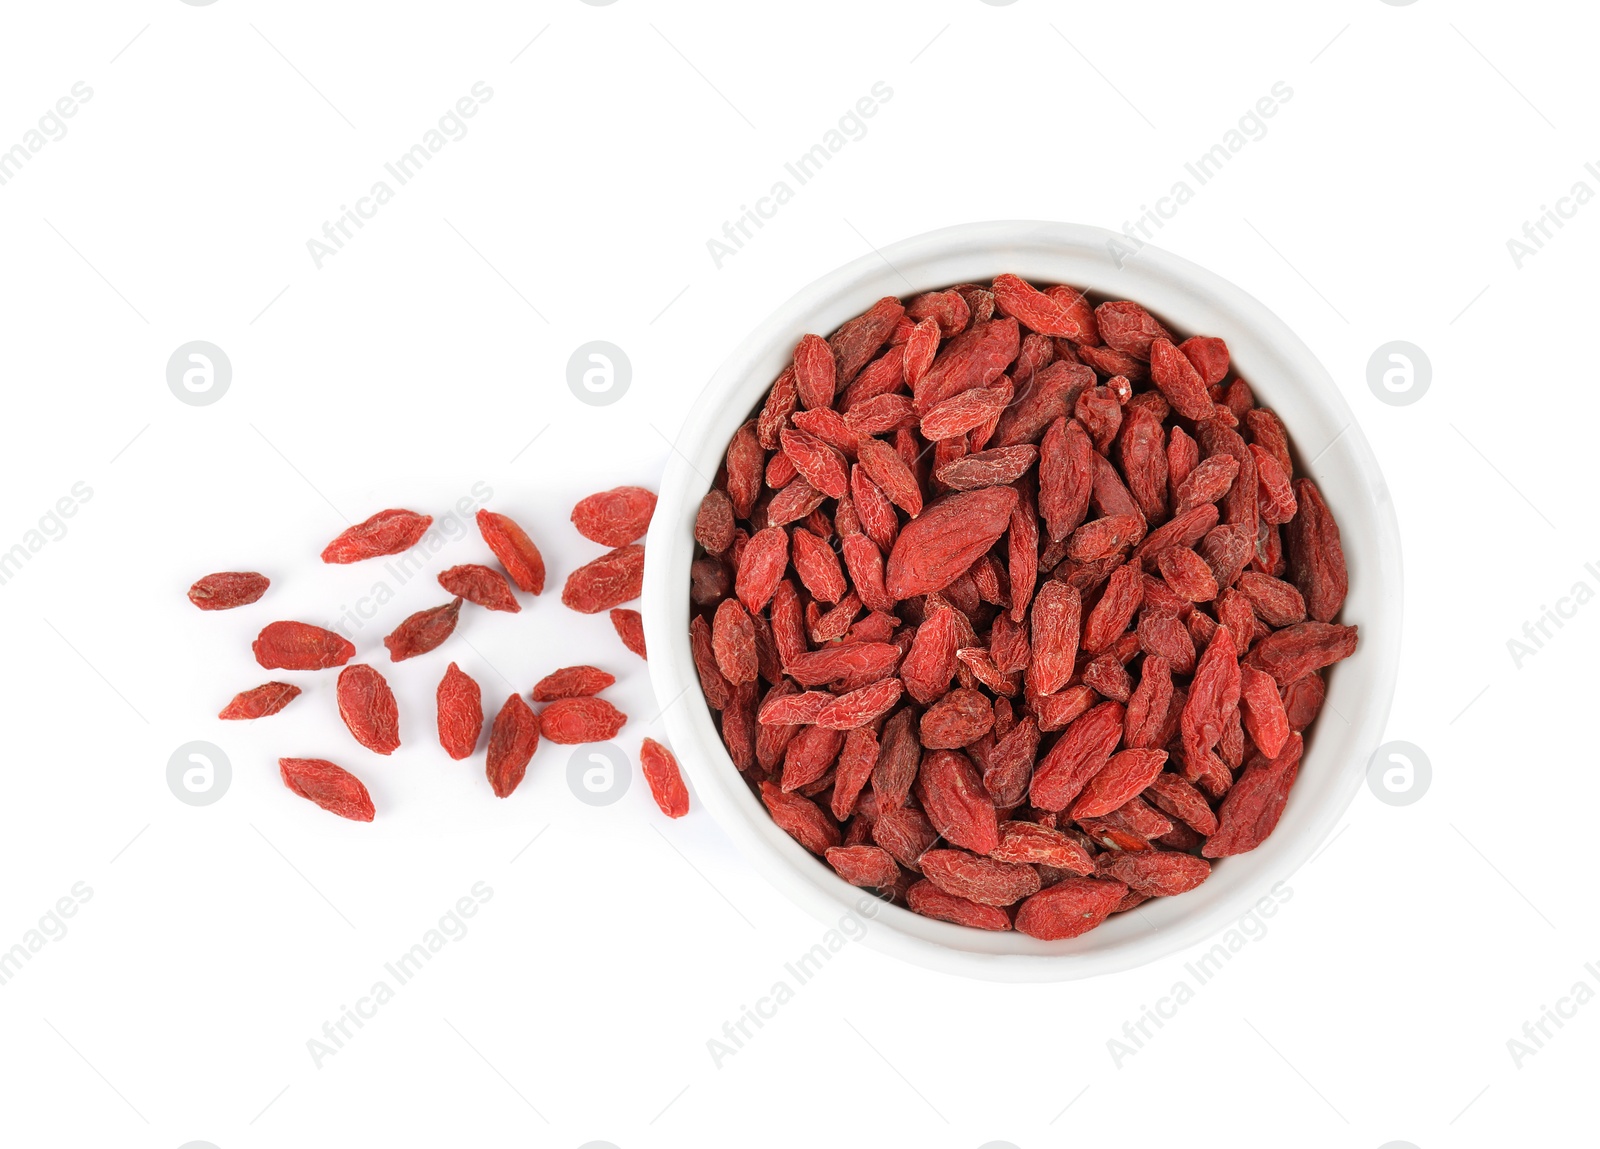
[689,275,1356,940]
[190,492,687,822]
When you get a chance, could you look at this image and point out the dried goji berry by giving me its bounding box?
[254,621,355,671]
[571,485,657,547]
[919,687,995,749]
[532,665,616,702]
[906,879,1012,930]
[1069,748,1168,819]
[1014,877,1127,940]
[825,844,900,888]
[486,693,539,798]
[920,749,999,854]
[735,527,789,614]
[1096,850,1211,897]
[321,509,433,564]
[218,682,300,720]
[921,848,1041,905]
[609,608,647,660]
[437,661,483,760]
[1142,771,1218,835]
[1246,622,1359,687]
[1285,478,1349,623]
[695,489,737,554]
[1030,701,1125,811]
[815,679,904,730]
[189,571,269,611]
[712,598,759,685]
[438,563,521,612]
[885,487,1018,599]
[337,664,400,755]
[562,545,644,614]
[761,781,841,854]
[539,696,627,745]
[1204,732,1303,857]
[640,737,690,818]
[1028,580,1081,695]
[280,757,375,821]
[383,598,462,661]
[476,509,546,594]
[793,332,838,410]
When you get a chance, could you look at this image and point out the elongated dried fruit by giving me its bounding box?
[906,880,1012,930]
[1070,748,1168,819]
[254,621,355,671]
[437,662,483,760]
[712,598,759,684]
[885,487,1018,599]
[921,848,1041,906]
[1204,733,1303,857]
[532,665,616,702]
[218,682,300,720]
[1097,851,1211,897]
[1246,622,1359,686]
[539,696,627,744]
[476,509,546,594]
[321,509,433,563]
[337,664,400,755]
[825,845,899,888]
[1030,701,1125,811]
[920,749,999,854]
[761,781,841,854]
[1028,581,1081,695]
[1014,877,1127,940]
[609,608,647,660]
[735,527,788,614]
[816,679,904,730]
[486,694,539,797]
[1285,478,1348,623]
[640,737,689,818]
[279,757,374,822]
[383,598,462,661]
[562,545,644,614]
[438,564,521,612]
[572,486,657,547]
[189,571,269,610]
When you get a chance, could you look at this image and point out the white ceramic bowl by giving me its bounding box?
[643,221,1401,981]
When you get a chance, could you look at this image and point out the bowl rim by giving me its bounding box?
[642,220,1401,981]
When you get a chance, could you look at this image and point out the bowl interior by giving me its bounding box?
[643,221,1400,981]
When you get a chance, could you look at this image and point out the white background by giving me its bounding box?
[0,2,1593,1147]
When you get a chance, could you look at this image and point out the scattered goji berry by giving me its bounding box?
[539,696,627,744]
[476,509,546,594]
[562,545,644,614]
[321,509,433,564]
[438,564,521,612]
[189,571,269,611]
[383,598,462,661]
[609,608,647,660]
[532,665,616,702]
[279,757,374,822]
[254,621,355,671]
[571,486,658,547]
[337,664,400,755]
[218,682,300,720]
[640,737,690,818]
[485,693,539,798]
[437,661,483,760]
